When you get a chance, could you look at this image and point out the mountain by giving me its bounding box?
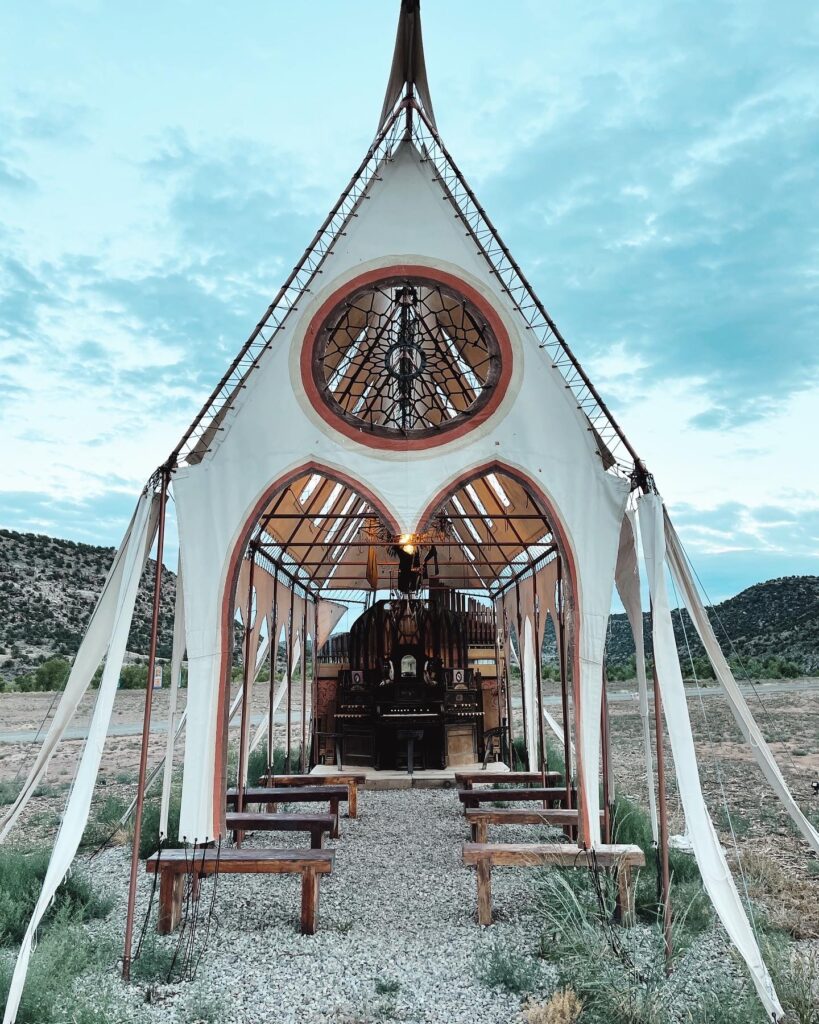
[602,575,819,676]
[0,528,176,682]
[0,528,817,681]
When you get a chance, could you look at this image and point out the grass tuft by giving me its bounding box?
[480,940,540,995]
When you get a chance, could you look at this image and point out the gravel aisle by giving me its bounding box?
[79,788,554,1023]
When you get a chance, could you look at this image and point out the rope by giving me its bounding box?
[669,571,762,951]
[167,840,195,982]
[192,837,222,980]
[134,838,162,959]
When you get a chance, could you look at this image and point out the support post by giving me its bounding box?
[235,547,257,845]
[514,582,529,770]
[501,609,515,767]
[122,467,168,982]
[532,570,549,799]
[285,589,294,772]
[653,662,673,969]
[491,603,504,763]
[300,602,308,772]
[267,573,279,772]
[557,557,573,810]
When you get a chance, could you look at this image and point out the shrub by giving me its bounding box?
[480,941,540,995]
[139,786,185,859]
[80,794,131,850]
[130,930,178,983]
[0,848,112,946]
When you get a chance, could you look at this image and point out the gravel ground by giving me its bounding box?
[64,788,559,1024]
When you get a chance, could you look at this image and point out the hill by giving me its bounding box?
[593,575,819,677]
[0,528,176,682]
[0,528,817,682]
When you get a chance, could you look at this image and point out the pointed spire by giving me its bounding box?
[378,0,437,134]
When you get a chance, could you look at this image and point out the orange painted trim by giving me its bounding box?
[212,462,402,837]
[300,265,514,451]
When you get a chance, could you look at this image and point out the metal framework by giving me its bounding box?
[166,95,644,480]
[313,276,501,438]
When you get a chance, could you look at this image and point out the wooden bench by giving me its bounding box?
[146,847,334,935]
[224,812,334,849]
[226,786,348,838]
[457,787,573,811]
[260,773,366,818]
[455,771,563,790]
[462,842,645,926]
[464,807,605,843]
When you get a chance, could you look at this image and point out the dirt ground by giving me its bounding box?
[1,679,817,936]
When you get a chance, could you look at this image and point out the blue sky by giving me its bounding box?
[1,0,817,601]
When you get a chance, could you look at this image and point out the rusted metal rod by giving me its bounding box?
[122,467,168,982]
[653,662,673,969]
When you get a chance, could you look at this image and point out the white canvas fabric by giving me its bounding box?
[639,493,782,1020]
[0,499,159,842]
[521,615,539,771]
[159,550,186,839]
[171,140,630,842]
[2,489,156,1024]
[317,598,347,651]
[663,510,819,855]
[614,512,658,842]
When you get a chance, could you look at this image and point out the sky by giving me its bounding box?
[1,0,818,602]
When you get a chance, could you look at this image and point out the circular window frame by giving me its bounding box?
[300,265,514,451]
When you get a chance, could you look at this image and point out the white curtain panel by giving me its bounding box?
[0,498,160,842]
[663,510,819,855]
[159,549,186,839]
[316,598,347,651]
[614,512,658,843]
[3,488,157,1024]
[639,493,782,1021]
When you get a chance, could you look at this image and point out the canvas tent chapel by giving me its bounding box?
[3,3,817,1021]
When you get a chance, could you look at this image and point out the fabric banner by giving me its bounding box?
[639,493,782,1020]
[0,498,160,842]
[663,511,819,855]
[614,512,658,842]
[3,488,157,1024]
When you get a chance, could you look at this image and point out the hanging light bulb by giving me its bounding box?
[398,533,416,555]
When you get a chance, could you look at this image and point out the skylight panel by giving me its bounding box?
[325,493,357,542]
[313,482,343,526]
[299,474,321,505]
[465,483,493,528]
[451,495,482,545]
[487,473,511,508]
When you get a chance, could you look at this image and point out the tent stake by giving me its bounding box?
[122,467,168,982]
[653,663,673,969]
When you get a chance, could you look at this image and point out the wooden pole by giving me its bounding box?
[122,468,168,982]
[490,602,504,763]
[556,557,573,809]
[267,573,279,772]
[285,589,294,772]
[300,602,308,772]
[652,661,673,969]
[235,548,256,843]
